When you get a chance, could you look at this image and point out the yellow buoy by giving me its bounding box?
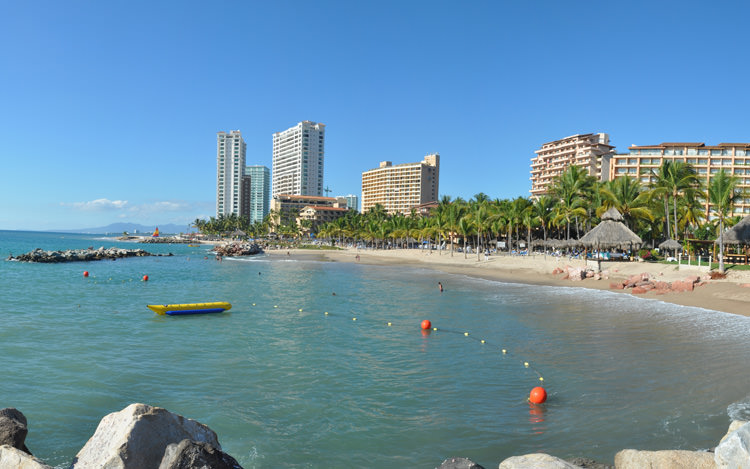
[387,322,392,326]
[502,349,507,354]
[298,308,303,312]
[524,362,529,368]
[324,312,329,315]
[464,332,469,336]
[352,317,357,321]
[480,340,485,344]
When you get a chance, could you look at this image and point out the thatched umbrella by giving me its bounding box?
[658,238,682,259]
[579,207,643,271]
[715,215,750,245]
[714,215,750,266]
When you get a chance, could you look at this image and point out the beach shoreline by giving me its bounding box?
[266,247,750,318]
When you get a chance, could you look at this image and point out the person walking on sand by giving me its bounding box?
[438,282,443,292]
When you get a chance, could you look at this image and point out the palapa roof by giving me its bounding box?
[579,208,642,248]
[658,238,683,250]
[715,215,750,245]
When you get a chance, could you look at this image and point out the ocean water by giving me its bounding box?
[1,230,749,468]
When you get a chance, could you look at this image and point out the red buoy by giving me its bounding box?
[421,319,431,330]
[83,271,89,277]
[529,386,547,404]
[142,275,149,282]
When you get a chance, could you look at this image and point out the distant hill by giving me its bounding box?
[60,222,194,235]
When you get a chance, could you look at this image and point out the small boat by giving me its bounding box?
[151,227,159,237]
[147,302,232,316]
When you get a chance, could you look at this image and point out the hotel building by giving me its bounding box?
[530,133,614,197]
[272,121,325,198]
[361,154,440,215]
[270,194,347,226]
[612,142,750,216]
[337,194,359,211]
[216,130,248,217]
[246,165,270,224]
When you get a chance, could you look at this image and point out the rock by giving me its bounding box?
[653,281,671,291]
[0,445,52,469]
[631,286,648,294]
[8,247,166,263]
[159,439,242,469]
[0,408,30,454]
[609,282,624,290]
[614,449,714,468]
[72,403,220,469]
[565,457,613,469]
[719,420,748,443]
[715,421,750,467]
[685,275,700,284]
[436,456,485,468]
[498,453,580,468]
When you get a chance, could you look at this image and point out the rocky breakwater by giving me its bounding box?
[608,272,709,295]
[0,403,242,469]
[213,242,263,257]
[138,236,193,244]
[7,247,171,263]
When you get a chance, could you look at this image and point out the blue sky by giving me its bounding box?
[2,1,749,231]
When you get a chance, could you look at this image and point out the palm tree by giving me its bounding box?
[549,165,595,239]
[708,170,744,273]
[650,160,702,240]
[599,176,654,229]
[457,216,475,259]
[532,195,556,246]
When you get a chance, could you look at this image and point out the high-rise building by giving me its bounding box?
[216,130,248,217]
[246,165,270,224]
[338,194,359,211]
[361,153,440,215]
[530,133,614,197]
[613,142,750,217]
[272,121,325,198]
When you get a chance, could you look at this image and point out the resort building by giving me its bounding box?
[216,130,248,218]
[361,153,440,215]
[270,194,347,226]
[530,133,615,197]
[245,165,270,224]
[613,142,750,216]
[337,194,359,211]
[297,205,350,236]
[272,121,325,198]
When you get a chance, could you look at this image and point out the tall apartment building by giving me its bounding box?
[272,121,325,198]
[338,194,359,211]
[612,142,750,216]
[361,153,440,215]
[246,165,270,224]
[216,130,248,217]
[530,133,614,197]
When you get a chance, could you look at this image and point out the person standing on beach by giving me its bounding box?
[438,282,443,292]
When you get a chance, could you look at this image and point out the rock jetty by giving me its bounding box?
[1,404,242,469]
[7,247,171,263]
[2,403,748,468]
[213,242,263,257]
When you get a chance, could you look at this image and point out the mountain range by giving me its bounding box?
[59,222,194,234]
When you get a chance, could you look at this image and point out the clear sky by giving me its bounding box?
[2,1,749,231]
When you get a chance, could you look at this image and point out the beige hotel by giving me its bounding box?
[612,142,750,216]
[361,154,440,215]
[530,133,614,197]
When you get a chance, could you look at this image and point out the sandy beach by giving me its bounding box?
[267,247,750,318]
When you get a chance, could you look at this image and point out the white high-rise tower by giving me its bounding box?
[272,121,325,197]
[216,130,247,217]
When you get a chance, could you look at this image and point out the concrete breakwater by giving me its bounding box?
[6,247,171,263]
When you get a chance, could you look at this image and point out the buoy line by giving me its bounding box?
[314,307,548,404]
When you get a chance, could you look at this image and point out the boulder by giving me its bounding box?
[0,408,30,454]
[71,403,220,469]
[609,282,625,290]
[498,453,580,468]
[685,275,700,284]
[715,421,750,467]
[631,286,648,294]
[436,456,485,468]
[614,449,714,468]
[0,445,51,469]
[159,439,242,469]
[719,420,748,443]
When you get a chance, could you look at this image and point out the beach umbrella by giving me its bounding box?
[658,238,683,258]
[714,214,750,245]
[579,207,642,271]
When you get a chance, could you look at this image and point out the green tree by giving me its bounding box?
[708,169,744,273]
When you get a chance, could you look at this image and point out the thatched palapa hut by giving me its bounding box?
[658,238,683,258]
[579,207,643,271]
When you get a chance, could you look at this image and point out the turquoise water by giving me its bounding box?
[1,230,749,468]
